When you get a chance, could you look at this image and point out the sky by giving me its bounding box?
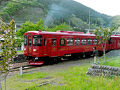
[74,0,120,16]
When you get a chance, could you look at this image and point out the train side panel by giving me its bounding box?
[24,31,120,65]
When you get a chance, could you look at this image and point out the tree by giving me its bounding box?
[16,19,47,46]
[16,19,47,38]
[16,21,37,38]
[110,15,120,27]
[16,21,38,47]
[0,18,17,90]
[94,27,114,63]
[16,20,71,45]
[50,23,72,32]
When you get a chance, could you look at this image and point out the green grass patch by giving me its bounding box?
[27,65,120,90]
[100,56,120,67]
[17,50,24,54]
[3,58,120,90]
[3,72,48,90]
[17,72,48,80]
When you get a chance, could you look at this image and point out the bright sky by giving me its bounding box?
[74,0,120,16]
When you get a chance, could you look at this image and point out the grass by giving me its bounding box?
[100,56,120,67]
[3,72,48,90]
[2,60,120,90]
[27,65,120,90]
[17,50,24,54]
[17,72,48,80]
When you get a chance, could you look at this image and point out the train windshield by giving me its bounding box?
[24,36,27,46]
[33,35,42,46]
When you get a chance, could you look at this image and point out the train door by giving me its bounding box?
[43,37,49,56]
[117,38,120,49]
[58,38,66,56]
[50,38,58,57]
[27,35,33,55]
[111,38,114,50]
[108,38,112,50]
[114,39,117,49]
[118,39,120,49]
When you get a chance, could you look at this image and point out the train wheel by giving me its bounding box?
[44,57,51,65]
[79,53,84,58]
[53,57,61,64]
[85,52,92,58]
[98,51,103,56]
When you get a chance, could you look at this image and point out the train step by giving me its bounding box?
[29,60,44,65]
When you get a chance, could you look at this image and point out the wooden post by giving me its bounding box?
[94,56,97,64]
[20,67,22,75]
[0,82,2,90]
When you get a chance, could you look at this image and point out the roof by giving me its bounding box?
[25,31,96,37]
[25,31,120,38]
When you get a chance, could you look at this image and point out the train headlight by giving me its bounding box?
[33,49,37,52]
[24,48,26,51]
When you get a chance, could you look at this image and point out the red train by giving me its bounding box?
[24,30,120,65]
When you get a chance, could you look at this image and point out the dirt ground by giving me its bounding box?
[8,57,93,77]
[8,49,120,76]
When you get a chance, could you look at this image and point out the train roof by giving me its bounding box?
[25,31,120,38]
[25,31,96,37]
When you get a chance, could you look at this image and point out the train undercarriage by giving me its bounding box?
[26,51,104,65]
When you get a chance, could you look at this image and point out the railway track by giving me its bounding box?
[9,65,36,72]
[9,56,91,72]
[7,50,120,77]
[9,61,37,72]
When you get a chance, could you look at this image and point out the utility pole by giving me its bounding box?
[88,9,90,33]
[15,23,16,33]
[69,19,70,30]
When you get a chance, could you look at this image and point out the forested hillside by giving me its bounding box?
[0,0,111,31]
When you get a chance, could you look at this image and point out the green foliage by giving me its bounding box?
[110,15,120,27]
[0,2,23,21]
[0,0,111,28]
[50,23,72,32]
[4,2,23,16]
[36,19,47,31]
[70,14,89,32]
[16,19,46,39]
[16,21,37,37]
[94,27,114,44]
[16,21,39,45]
[16,20,71,38]
[16,20,71,45]
[94,27,115,63]
[0,18,17,73]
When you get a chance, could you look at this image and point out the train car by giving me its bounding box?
[24,30,120,65]
[109,35,120,50]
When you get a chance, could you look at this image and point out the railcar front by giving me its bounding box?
[24,31,46,65]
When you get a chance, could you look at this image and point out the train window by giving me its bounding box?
[44,38,47,46]
[115,39,116,45]
[52,38,56,46]
[111,39,113,43]
[29,39,32,46]
[67,38,73,46]
[108,38,112,44]
[88,38,92,45]
[81,38,86,45]
[24,36,27,46]
[33,35,42,46]
[75,38,80,46]
[110,39,113,44]
[60,38,65,46]
[93,39,97,45]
